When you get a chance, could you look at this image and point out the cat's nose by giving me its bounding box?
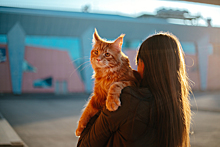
[96,58,101,62]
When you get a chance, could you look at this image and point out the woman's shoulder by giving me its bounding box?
[102,86,154,116]
[120,86,155,127]
[101,86,155,134]
[121,86,154,102]
[105,86,155,118]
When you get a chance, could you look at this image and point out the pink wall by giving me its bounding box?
[22,46,84,93]
[3,46,219,93]
[0,44,12,93]
[125,49,201,91]
[207,55,220,90]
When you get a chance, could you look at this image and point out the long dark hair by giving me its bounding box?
[136,32,191,147]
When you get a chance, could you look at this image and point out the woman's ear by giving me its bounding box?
[137,59,144,78]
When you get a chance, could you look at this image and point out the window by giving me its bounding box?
[0,48,6,63]
[33,77,53,88]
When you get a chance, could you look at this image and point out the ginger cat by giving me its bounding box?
[75,29,138,136]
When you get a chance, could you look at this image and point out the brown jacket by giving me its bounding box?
[77,86,157,147]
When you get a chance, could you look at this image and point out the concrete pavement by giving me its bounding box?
[0,93,89,147]
[0,92,220,147]
[190,91,220,147]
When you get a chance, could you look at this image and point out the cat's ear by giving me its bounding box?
[93,28,101,43]
[113,34,125,52]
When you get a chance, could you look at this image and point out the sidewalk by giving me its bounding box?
[0,93,89,147]
[189,91,220,147]
[0,92,219,147]
[191,91,220,112]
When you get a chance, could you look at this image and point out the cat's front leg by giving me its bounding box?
[75,96,99,136]
[106,81,132,111]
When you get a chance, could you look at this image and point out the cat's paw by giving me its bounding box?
[75,124,86,137]
[106,95,121,111]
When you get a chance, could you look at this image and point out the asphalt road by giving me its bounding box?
[0,92,220,147]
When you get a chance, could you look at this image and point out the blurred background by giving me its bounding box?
[1,0,220,94]
[0,0,220,147]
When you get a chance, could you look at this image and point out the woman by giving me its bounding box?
[77,32,191,147]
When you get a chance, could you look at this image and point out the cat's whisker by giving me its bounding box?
[70,57,90,64]
[78,63,91,73]
[70,61,90,77]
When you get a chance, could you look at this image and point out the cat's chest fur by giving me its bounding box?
[95,72,120,93]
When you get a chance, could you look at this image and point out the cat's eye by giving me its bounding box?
[94,50,98,55]
[105,53,110,57]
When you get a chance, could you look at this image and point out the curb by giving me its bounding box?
[0,113,27,147]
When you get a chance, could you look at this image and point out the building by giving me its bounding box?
[0,6,220,94]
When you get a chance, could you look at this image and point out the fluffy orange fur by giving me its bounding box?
[75,29,138,136]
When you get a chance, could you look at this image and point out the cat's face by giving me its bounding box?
[91,29,124,70]
[91,43,119,69]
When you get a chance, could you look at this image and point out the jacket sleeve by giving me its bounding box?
[77,88,132,147]
[77,108,113,147]
[77,87,154,147]
[77,100,131,146]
